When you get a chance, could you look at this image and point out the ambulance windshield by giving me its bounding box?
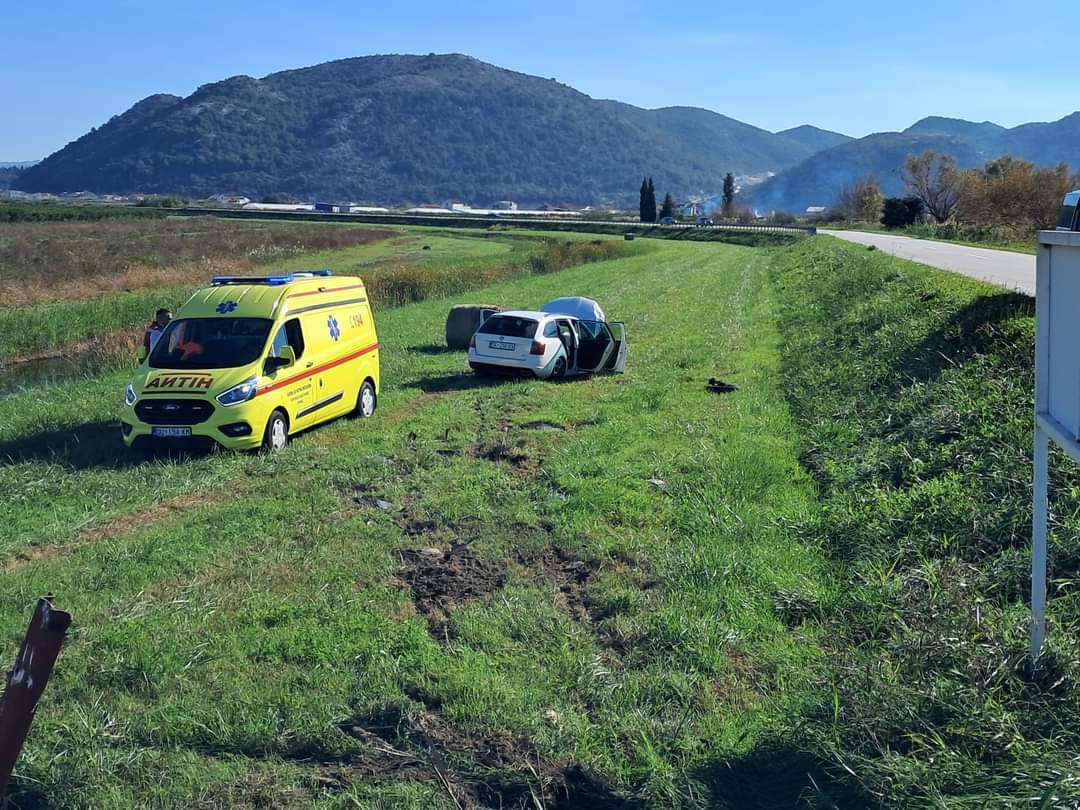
[149,318,273,370]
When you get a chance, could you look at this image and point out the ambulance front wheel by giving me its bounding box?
[355,380,377,418]
[262,409,290,451]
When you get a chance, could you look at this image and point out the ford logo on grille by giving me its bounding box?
[162,404,180,412]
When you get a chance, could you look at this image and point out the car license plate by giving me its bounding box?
[489,340,515,351]
[152,426,192,438]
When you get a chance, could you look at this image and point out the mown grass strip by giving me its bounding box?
[2,239,836,808]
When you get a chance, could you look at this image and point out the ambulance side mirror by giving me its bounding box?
[266,346,296,372]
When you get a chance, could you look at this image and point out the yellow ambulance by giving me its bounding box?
[122,270,379,451]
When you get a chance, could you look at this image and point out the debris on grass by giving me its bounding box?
[352,494,397,512]
[706,378,739,394]
[520,420,566,432]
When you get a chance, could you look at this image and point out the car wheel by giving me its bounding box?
[262,409,289,451]
[551,355,567,379]
[355,380,377,418]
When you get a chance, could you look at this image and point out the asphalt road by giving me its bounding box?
[821,229,1035,296]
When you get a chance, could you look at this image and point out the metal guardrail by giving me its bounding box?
[172,207,816,236]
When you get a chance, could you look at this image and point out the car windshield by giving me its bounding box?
[479,315,538,339]
[149,317,273,369]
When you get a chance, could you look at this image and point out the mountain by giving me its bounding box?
[753,113,1080,212]
[599,102,817,177]
[1005,112,1080,166]
[902,116,1007,143]
[0,166,25,190]
[775,125,852,154]
[15,54,817,206]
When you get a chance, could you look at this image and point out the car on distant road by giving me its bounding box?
[1058,190,1080,231]
[468,310,626,379]
[696,215,712,226]
[659,216,678,226]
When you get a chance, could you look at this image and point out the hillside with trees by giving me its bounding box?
[752,113,1080,212]
[15,54,821,206]
[775,124,852,154]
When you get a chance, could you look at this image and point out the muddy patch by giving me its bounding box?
[518,545,598,623]
[399,544,509,637]
[340,704,639,809]
[396,538,606,641]
[469,438,539,478]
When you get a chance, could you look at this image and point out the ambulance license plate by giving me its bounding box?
[152,427,192,438]
[489,341,515,351]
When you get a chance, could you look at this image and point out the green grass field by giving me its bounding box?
[1,232,1076,808]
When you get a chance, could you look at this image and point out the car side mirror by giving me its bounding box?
[266,346,296,372]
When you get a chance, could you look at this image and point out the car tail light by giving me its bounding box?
[530,341,545,355]
[469,333,476,349]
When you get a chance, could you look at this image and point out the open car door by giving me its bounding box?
[576,320,616,373]
[603,321,627,373]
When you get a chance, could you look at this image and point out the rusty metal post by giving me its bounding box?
[0,596,72,798]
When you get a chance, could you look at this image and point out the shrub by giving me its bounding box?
[836,176,884,222]
[527,239,624,274]
[880,196,924,228]
[0,202,166,223]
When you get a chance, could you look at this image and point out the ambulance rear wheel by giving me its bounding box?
[262,409,289,451]
[355,380,377,418]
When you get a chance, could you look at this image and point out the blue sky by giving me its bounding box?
[2,0,1075,160]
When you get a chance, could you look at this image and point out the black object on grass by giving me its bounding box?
[706,378,738,394]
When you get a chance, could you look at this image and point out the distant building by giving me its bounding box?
[676,201,703,217]
[492,200,517,211]
[805,206,827,215]
[242,202,314,212]
[208,194,251,206]
[404,205,452,214]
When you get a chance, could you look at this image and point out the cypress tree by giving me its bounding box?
[722,173,736,217]
[645,177,657,223]
[639,177,649,222]
[660,192,675,220]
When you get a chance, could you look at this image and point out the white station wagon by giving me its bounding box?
[468,310,627,379]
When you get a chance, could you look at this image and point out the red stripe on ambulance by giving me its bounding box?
[256,342,379,396]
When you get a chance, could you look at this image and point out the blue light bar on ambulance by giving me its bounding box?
[211,269,333,286]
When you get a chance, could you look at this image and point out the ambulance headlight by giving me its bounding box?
[125,384,137,406]
[216,377,259,406]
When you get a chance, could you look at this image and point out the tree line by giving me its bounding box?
[638,172,737,223]
[833,152,1080,235]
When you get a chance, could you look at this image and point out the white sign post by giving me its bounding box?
[1032,228,1080,659]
